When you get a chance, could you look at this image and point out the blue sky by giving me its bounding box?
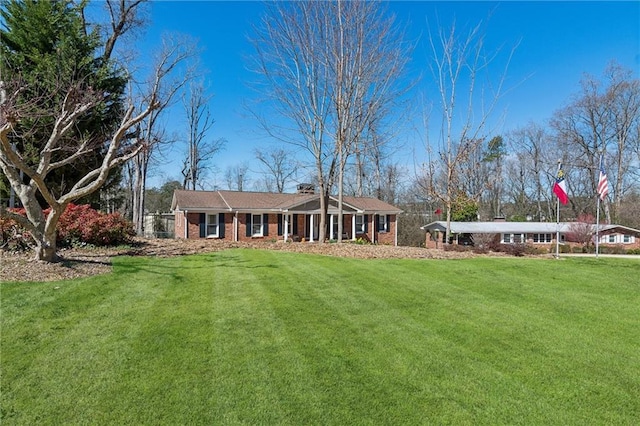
[136,1,640,189]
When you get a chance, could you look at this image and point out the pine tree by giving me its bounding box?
[0,0,126,207]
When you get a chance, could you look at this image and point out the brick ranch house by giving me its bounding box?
[421,221,640,250]
[171,188,402,245]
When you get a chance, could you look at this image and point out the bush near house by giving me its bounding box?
[0,204,134,251]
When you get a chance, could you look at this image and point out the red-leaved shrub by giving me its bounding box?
[1,204,134,250]
[55,204,134,247]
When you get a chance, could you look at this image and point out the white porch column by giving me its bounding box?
[372,213,376,243]
[352,215,356,241]
[233,212,237,242]
[284,214,289,242]
[330,214,334,240]
[309,214,314,242]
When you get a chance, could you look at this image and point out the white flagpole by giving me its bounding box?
[595,194,601,258]
[555,195,560,258]
[555,161,561,259]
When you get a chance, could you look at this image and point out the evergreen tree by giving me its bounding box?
[0,0,126,207]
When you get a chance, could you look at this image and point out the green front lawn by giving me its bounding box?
[2,250,639,424]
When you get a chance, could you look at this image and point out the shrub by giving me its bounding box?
[443,244,473,253]
[607,245,627,255]
[472,233,499,251]
[1,204,134,250]
[524,245,547,255]
[56,204,134,247]
[0,212,35,252]
[501,243,526,257]
[352,237,370,245]
[472,245,489,254]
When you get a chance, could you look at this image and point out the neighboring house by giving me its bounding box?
[171,187,402,245]
[421,221,640,250]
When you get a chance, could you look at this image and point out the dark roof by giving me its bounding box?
[172,189,401,213]
[171,190,228,210]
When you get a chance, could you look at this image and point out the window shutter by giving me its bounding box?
[263,213,269,236]
[375,215,381,231]
[364,214,369,233]
[199,213,206,238]
[277,214,283,236]
[293,214,298,235]
[246,214,252,237]
[218,213,225,238]
[387,215,391,232]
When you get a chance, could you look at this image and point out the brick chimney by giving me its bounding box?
[297,183,315,194]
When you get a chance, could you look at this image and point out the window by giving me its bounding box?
[532,233,552,243]
[355,215,365,233]
[252,214,263,237]
[206,214,218,237]
[623,235,632,244]
[502,233,525,244]
[378,215,388,232]
[331,215,339,239]
[608,234,616,243]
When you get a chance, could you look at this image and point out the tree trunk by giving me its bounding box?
[132,154,144,236]
[318,192,328,243]
[337,149,345,243]
[34,230,60,262]
[33,204,66,262]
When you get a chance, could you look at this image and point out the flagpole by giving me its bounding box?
[555,160,561,259]
[555,195,560,258]
[595,195,600,258]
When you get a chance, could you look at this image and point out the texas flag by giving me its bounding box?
[553,167,569,205]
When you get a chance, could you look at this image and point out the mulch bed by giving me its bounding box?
[1,238,481,283]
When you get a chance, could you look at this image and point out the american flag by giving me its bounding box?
[597,156,609,200]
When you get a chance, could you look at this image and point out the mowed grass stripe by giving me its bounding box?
[1,250,638,424]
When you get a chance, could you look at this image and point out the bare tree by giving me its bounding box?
[181,81,225,190]
[129,36,199,235]
[100,0,148,61]
[254,147,298,193]
[224,163,250,191]
[420,17,517,243]
[328,0,412,242]
[250,1,334,242]
[550,62,640,222]
[506,123,556,221]
[0,33,195,262]
[250,0,411,242]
